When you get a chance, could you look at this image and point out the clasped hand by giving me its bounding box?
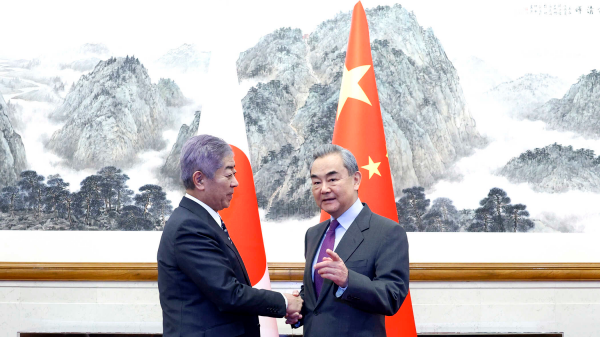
[284,290,303,324]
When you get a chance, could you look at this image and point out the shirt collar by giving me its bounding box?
[332,198,363,231]
[185,193,222,226]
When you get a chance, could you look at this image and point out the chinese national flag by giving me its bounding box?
[323,2,418,336]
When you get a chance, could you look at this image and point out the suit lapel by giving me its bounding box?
[305,220,330,307]
[229,239,251,285]
[212,223,251,285]
[179,197,252,285]
[335,205,371,262]
[314,205,371,308]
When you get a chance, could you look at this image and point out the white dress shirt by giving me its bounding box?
[185,194,222,226]
[311,198,363,297]
[184,193,288,308]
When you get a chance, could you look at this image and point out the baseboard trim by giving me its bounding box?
[1,262,599,282]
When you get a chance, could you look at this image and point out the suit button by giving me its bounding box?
[314,310,319,316]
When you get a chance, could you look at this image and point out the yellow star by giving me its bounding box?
[361,156,381,179]
[337,65,372,120]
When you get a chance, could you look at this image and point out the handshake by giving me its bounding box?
[283,290,303,324]
[282,249,350,325]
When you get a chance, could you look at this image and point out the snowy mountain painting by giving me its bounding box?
[0,41,210,230]
[2,1,600,233]
[235,2,600,233]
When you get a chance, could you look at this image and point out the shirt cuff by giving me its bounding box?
[282,293,288,309]
[335,285,347,298]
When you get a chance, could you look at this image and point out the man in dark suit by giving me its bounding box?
[288,144,409,336]
[158,134,302,337]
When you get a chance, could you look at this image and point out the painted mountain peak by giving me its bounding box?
[500,143,600,193]
[157,78,189,107]
[238,4,485,219]
[0,94,27,187]
[47,56,172,169]
[161,110,201,186]
[525,70,600,138]
[157,44,211,73]
[487,73,570,118]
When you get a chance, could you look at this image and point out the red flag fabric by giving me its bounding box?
[220,145,267,284]
[200,49,279,336]
[326,2,418,335]
[219,145,279,337]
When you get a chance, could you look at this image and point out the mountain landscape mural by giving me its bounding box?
[0,42,207,230]
[1,2,599,233]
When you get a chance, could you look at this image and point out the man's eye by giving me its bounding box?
[313,181,320,185]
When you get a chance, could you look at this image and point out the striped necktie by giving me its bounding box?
[220,219,231,242]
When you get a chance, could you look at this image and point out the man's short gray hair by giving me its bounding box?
[311,144,359,175]
[180,134,233,190]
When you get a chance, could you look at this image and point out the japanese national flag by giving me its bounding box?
[200,50,279,337]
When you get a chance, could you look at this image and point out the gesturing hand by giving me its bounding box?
[284,291,303,324]
[314,249,348,288]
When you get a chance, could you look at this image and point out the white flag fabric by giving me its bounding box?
[201,49,280,337]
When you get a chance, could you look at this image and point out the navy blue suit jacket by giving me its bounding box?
[157,197,286,337]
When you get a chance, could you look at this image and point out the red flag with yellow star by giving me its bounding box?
[325,2,418,336]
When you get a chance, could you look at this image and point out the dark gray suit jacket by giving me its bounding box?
[299,204,409,337]
[157,197,286,337]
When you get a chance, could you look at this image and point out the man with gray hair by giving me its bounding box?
[289,144,409,336]
[158,134,303,337]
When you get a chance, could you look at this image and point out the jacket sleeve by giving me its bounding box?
[291,229,311,329]
[174,219,286,318]
[338,224,409,316]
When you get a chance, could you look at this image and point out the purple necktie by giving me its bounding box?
[314,219,340,298]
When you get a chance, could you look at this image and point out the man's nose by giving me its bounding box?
[320,182,332,193]
[231,175,239,187]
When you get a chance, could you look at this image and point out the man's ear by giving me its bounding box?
[353,170,362,191]
[193,171,205,191]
